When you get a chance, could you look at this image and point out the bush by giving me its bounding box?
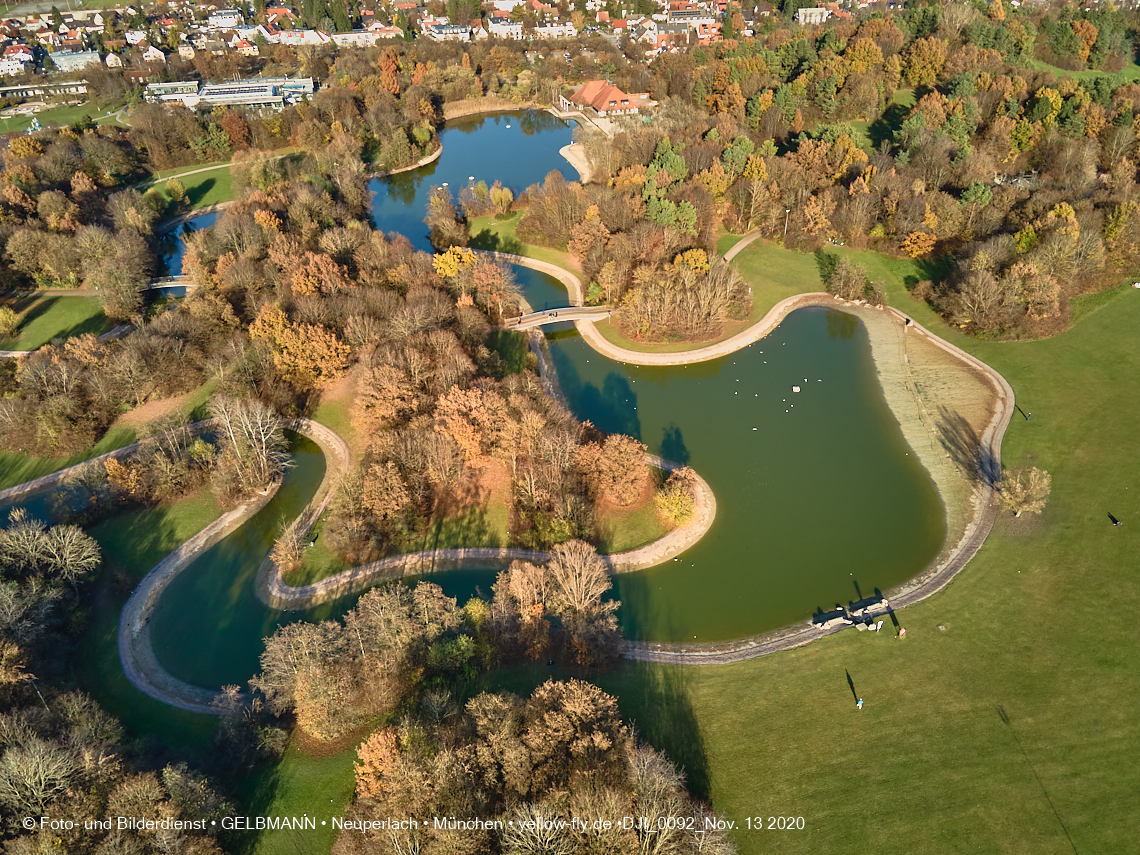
[654,467,697,526]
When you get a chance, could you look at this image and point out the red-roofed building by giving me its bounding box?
[567,80,656,116]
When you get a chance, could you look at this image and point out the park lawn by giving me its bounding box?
[595,493,671,554]
[0,101,123,134]
[158,166,236,209]
[0,295,113,351]
[1028,58,1140,83]
[400,489,513,555]
[0,426,137,491]
[469,212,579,271]
[74,489,223,752]
[479,286,1140,853]
[240,744,358,855]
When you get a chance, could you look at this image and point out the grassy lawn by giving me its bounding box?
[0,426,136,491]
[1028,58,1140,83]
[469,212,579,270]
[0,101,124,134]
[595,491,671,554]
[155,166,236,210]
[0,295,113,351]
[238,744,358,855]
[476,282,1140,853]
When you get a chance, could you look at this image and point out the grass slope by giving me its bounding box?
[0,295,113,351]
[0,426,136,491]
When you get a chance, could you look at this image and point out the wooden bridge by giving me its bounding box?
[502,306,612,330]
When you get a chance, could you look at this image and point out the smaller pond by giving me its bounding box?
[371,110,578,253]
[157,211,219,279]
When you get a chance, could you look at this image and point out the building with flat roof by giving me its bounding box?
[50,49,99,73]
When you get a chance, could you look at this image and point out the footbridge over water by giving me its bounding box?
[145,276,195,293]
[502,305,612,330]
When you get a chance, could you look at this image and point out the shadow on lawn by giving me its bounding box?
[185,177,216,208]
[621,657,712,802]
[937,405,999,487]
[470,227,524,256]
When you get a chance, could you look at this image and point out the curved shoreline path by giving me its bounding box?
[110,417,711,713]
[479,246,1016,663]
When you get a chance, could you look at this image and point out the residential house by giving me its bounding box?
[177,42,195,59]
[654,21,691,47]
[125,30,148,45]
[141,44,166,62]
[236,37,258,55]
[486,15,523,39]
[265,7,297,26]
[533,21,577,38]
[425,22,470,41]
[0,53,29,76]
[49,48,100,72]
[569,79,655,116]
[277,28,330,45]
[365,22,404,38]
[105,51,123,67]
[330,30,375,47]
[492,0,525,9]
[795,6,828,24]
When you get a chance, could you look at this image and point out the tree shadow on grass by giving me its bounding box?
[185,177,216,208]
[618,657,712,801]
[936,404,999,487]
[470,227,524,255]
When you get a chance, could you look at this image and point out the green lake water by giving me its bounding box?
[148,433,349,688]
[3,110,948,708]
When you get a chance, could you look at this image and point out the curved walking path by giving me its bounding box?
[478,245,1016,664]
[0,410,709,713]
[258,452,714,610]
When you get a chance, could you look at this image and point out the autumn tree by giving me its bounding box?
[208,396,289,502]
[999,467,1051,517]
[575,434,649,507]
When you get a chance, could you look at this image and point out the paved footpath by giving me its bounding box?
[480,247,1015,664]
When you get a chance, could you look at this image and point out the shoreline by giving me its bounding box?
[477,250,1013,663]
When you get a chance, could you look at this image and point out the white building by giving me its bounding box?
[141,45,166,62]
[533,21,578,38]
[330,30,377,47]
[0,56,28,76]
[104,51,122,67]
[426,22,471,41]
[50,49,100,72]
[796,7,829,24]
[487,16,523,38]
[207,9,244,29]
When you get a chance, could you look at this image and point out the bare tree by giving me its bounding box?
[209,396,290,498]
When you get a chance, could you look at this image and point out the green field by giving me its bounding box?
[476,273,1140,853]
[0,426,136,491]
[469,211,578,270]
[154,165,236,210]
[0,295,113,351]
[240,744,358,855]
[1028,57,1140,83]
[0,101,125,134]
